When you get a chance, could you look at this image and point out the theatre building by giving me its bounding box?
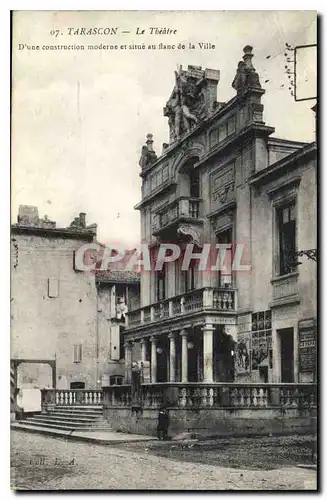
[104,46,316,436]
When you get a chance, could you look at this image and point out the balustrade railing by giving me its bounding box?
[213,289,235,310]
[103,385,132,407]
[102,383,317,410]
[128,310,141,326]
[157,197,201,231]
[184,289,203,312]
[41,389,103,409]
[126,287,236,329]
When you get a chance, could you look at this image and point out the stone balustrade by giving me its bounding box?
[102,385,132,407]
[157,197,201,231]
[41,389,103,409]
[102,382,317,410]
[126,287,236,329]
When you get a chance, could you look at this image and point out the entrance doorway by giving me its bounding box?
[156,338,168,382]
[213,328,235,382]
[279,328,294,382]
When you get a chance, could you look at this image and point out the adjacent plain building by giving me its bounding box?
[11,206,140,395]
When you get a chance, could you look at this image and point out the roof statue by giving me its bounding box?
[232,45,262,93]
[139,134,158,172]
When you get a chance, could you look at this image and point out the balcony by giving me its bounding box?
[126,287,237,329]
[152,197,202,236]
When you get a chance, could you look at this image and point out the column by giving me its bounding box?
[202,324,214,383]
[140,338,148,362]
[124,341,133,384]
[168,332,176,382]
[180,329,188,383]
[150,336,157,383]
[51,362,57,389]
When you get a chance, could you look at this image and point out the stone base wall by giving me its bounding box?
[103,406,316,438]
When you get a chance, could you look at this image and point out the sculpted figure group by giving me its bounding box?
[165,66,198,141]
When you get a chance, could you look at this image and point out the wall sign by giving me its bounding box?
[298,318,316,372]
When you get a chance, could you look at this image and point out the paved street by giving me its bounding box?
[11,431,317,491]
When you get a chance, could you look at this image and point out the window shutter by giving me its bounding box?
[73,344,82,363]
[110,285,116,318]
[48,278,59,298]
[110,325,120,360]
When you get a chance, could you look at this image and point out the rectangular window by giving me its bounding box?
[183,264,196,292]
[277,202,296,275]
[119,328,125,361]
[48,278,59,298]
[156,265,166,301]
[110,324,121,360]
[73,344,82,363]
[216,228,233,287]
[189,170,200,199]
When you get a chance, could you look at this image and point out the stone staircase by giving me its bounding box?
[12,405,112,433]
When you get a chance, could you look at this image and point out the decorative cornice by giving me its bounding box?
[269,294,301,309]
[249,142,317,187]
[267,176,302,198]
[11,224,95,241]
[194,122,275,169]
[207,201,236,220]
[134,180,177,210]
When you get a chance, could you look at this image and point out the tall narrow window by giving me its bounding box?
[156,264,166,301]
[119,328,125,361]
[183,263,196,292]
[216,228,233,287]
[73,344,82,363]
[189,170,200,198]
[277,202,296,275]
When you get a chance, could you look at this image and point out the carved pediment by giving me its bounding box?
[211,162,235,209]
[211,211,234,234]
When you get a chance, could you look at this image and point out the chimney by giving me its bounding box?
[146,134,154,152]
[79,212,86,228]
[243,45,255,71]
[17,205,39,225]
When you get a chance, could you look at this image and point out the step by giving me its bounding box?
[16,420,80,431]
[54,405,102,411]
[19,419,112,431]
[13,422,113,435]
[36,414,103,423]
[48,409,103,417]
[28,417,108,428]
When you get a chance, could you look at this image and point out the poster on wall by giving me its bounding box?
[251,330,272,371]
[235,332,251,374]
[298,319,317,373]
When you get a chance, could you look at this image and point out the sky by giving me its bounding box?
[11,10,317,247]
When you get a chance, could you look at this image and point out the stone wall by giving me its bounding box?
[11,231,98,389]
[103,406,316,439]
